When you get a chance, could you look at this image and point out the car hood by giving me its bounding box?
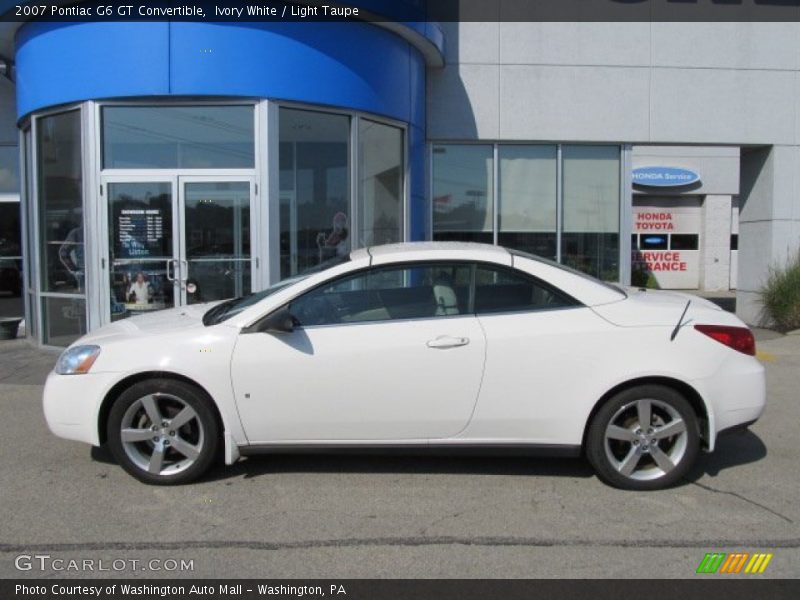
[75,302,223,345]
[590,288,743,328]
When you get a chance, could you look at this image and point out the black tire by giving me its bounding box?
[586,385,700,491]
[107,378,219,485]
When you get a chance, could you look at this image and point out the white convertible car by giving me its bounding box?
[43,243,765,490]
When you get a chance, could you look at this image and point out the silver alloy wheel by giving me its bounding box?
[603,398,688,482]
[119,393,205,477]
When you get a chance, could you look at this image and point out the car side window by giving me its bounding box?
[290,263,472,327]
[474,265,578,314]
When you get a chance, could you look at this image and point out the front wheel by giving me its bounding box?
[586,385,700,490]
[107,378,219,485]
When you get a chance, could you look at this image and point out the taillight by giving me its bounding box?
[694,324,756,356]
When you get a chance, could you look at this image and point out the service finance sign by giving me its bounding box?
[633,166,700,188]
[632,200,701,289]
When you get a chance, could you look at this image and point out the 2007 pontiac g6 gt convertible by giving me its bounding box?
[44,242,765,490]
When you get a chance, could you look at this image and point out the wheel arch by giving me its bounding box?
[97,371,225,447]
[581,376,711,452]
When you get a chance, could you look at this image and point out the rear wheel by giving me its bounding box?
[107,379,219,485]
[586,385,700,490]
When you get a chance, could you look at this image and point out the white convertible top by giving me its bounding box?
[366,241,511,265]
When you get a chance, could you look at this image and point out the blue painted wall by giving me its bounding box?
[15,19,430,239]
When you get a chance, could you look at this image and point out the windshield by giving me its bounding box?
[202,254,352,325]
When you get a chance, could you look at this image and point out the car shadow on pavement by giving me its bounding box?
[91,444,597,481]
[206,453,597,482]
[89,431,766,485]
[685,429,767,480]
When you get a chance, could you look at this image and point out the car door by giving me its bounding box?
[462,264,615,445]
[231,262,487,442]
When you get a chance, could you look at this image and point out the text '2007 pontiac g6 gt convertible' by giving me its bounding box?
[44,242,765,490]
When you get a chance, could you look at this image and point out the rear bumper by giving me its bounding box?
[692,356,766,451]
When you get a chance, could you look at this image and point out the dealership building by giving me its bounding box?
[0,6,799,345]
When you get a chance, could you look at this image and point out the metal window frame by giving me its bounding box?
[272,101,410,284]
[97,99,260,173]
[19,124,33,339]
[357,115,409,247]
[29,104,88,349]
[24,96,412,343]
[429,140,628,284]
[619,144,633,286]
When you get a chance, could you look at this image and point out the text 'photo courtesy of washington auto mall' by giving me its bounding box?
[0,0,799,596]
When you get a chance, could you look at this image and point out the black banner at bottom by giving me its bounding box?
[3,579,799,600]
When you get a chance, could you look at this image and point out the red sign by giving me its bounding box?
[636,212,674,231]
[633,251,688,272]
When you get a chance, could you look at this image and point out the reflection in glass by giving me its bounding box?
[279,108,350,278]
[184,182,251,304]
[42,296,85,346]
[432,144,493,244]
[109,261,174,321]
[290,263,473,326]
[0,146,19,194]
[0,202,23,318]
[102,106,255,169]
[38,110,84,294]
[0,202,21,259]
[671,234,699,251]
[498,145,557,260]
[561,146,620,280]
[187,260,251,305]
[474,265,574,314]
[358,120,403,247]
[108,182,174,321]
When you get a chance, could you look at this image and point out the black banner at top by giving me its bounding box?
[2,0,800,23]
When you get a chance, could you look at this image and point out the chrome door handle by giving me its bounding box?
[166,259,176,282]
[426,336,469,349]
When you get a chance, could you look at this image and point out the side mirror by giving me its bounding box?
[260,306,296,334]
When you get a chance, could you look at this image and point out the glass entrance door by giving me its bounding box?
[102,176,254,323]
[180,178,254,306]
[106,180,177,321]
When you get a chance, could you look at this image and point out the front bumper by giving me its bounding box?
[42,370,118,446]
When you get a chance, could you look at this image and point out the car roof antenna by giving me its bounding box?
[670,300,691,341]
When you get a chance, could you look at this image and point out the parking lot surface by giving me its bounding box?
[0,334,798,578]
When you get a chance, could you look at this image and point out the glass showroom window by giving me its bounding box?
[102,105,255,169]
[37,110,86,345]
[358,119,404,248]
[279,108,351,279]
[0,145,23,321]
[561,145,620,280]
[432,145,493,244]
[0,145,19,194]
[0,200,23,319]
[432,143,621,281]
[498,145,557,260]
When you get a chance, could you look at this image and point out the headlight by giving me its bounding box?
[55,345,101,375]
